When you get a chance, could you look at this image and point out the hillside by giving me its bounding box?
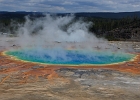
[0,11,140,41]
[87,17,140,41]
[0,11,140,19]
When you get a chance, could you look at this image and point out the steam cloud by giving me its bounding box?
[14,14,108,49]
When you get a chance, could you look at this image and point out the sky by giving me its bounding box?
[0,0,140,13]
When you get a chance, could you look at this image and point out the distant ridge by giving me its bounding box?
[74,11,140,19]
[0,11,140,19]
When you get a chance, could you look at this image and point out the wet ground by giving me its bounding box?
[0,38,140,100]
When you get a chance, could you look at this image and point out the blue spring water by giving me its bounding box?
[5,48,135,65]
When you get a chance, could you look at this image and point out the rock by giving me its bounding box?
[81,73,89,78]
[32,66,44,69]
[127,63,135,66]
[65,71,74,76]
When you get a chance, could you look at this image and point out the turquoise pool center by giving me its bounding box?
[5,48,135,65]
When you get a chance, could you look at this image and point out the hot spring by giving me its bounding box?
[5,48,136,65]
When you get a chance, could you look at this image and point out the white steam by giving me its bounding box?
[1,14,132,53]
[15,14,108,48]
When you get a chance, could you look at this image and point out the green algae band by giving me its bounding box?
[5,48,135,65]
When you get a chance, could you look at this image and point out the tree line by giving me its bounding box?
[0,14,140,41]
